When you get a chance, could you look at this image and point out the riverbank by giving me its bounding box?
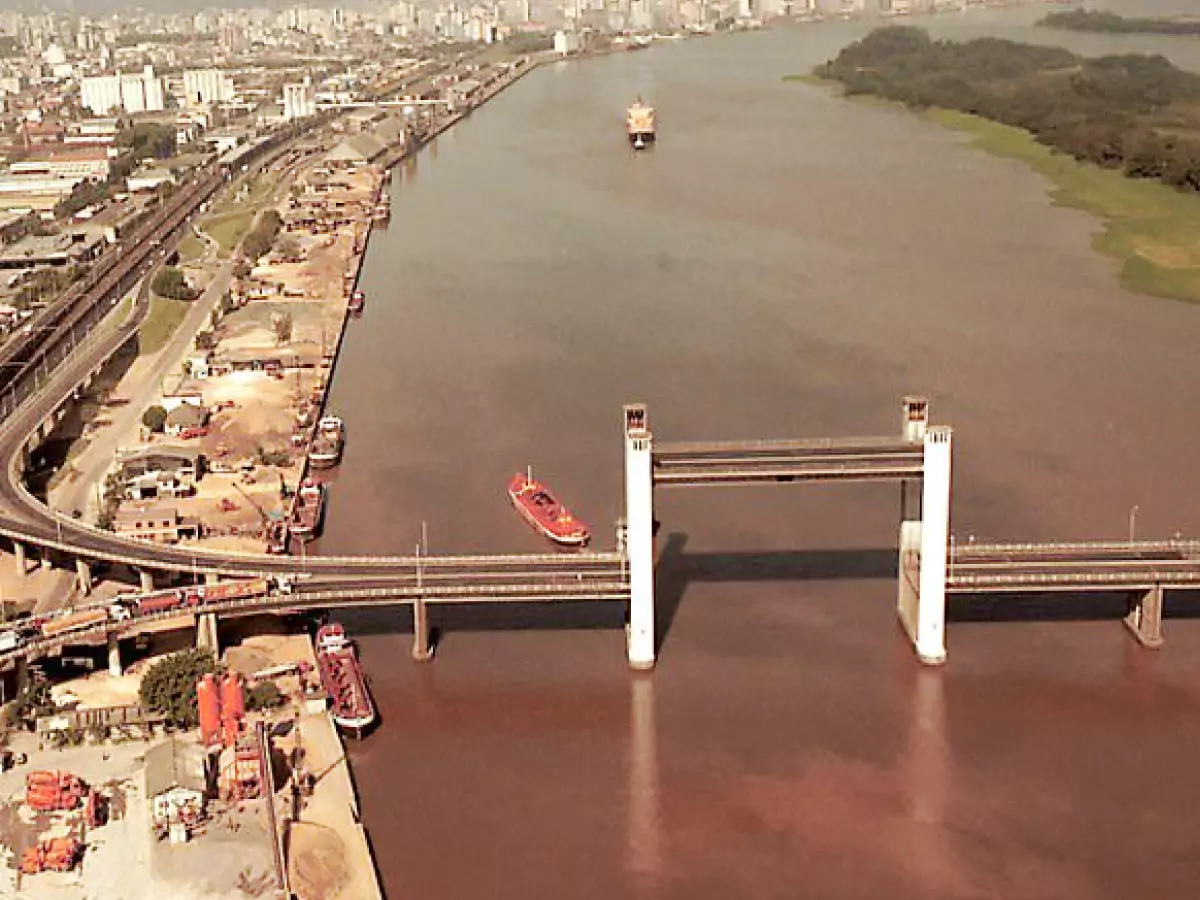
[796,31,1200,307]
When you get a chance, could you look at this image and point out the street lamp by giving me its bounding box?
[1129,505,1139,544]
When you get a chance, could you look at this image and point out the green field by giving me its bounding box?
[204,211,254,254]
[794,77,1200,304]
[138,294,189,356]
[177,232,205,263]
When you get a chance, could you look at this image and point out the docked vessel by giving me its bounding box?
[309,415,345,469]
[348,289,365,314]
[626,97,656,150]
[315,623,376,738]
[290,478,325,541]
[508,469,590,547]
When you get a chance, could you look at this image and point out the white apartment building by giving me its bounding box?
[183,69,235,108]
[81,65,165,115]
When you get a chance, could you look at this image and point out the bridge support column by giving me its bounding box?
[898,427,952,666]
[624,404,656,671]
[13,541,26,577]
[75,559,92,595]
[139,570,155,593]
[107,633,122,678]
[411,597,433,662]
[1124,586,1164,649]
[196,612,219,655]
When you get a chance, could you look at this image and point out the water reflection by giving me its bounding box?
[627,674,661,891]
[904,669,957,890]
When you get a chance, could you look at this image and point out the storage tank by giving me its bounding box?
[220,672,245,747]
[197,674,221,747]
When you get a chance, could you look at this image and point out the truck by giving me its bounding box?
[40,608,109,639]
[190,578,271,604]
[0,628,23,653]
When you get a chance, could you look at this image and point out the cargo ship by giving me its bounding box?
[309,415,345,469]
[290,478,325,541]
[626,97,656,150]
[348,290,366,314]
[315,623,376,738]
[508,469,590,547]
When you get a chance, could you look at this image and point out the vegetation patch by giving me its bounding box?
[139,650,215,728]
[205,211,255,253]
[138,294,189,355]
[805,27,1200,302]
[1040,9,1200,37]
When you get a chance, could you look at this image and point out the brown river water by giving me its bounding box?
[316,7,1200,898]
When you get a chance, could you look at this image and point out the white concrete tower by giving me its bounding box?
[914,426,952,664]
[624,403,656,669]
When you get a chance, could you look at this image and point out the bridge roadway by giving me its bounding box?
[947,541,1200,592]
[0,567,631,667]
[652,436,925,485]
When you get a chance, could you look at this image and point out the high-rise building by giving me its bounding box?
[282,77,316,120]
[183,69,235,107]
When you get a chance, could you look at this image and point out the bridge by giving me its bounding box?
[0,122,1191,683]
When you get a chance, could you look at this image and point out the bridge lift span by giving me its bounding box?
[621,397,953,669]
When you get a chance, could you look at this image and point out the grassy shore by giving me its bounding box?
[795,77,1200,304]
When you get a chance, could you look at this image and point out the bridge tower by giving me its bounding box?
[897,397,952,665]
[624,404,656,670]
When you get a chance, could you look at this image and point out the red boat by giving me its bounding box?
[315,623,376,738]
[348,290,365,314]
[508,470,590,547]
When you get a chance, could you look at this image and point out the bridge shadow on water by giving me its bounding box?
[653,532,899,654]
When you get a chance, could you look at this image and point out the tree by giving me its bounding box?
[271,310,293,345]
[142,404,168,433]
[138,649,216,728]
[152,267,197,301]
[246,682,284,711]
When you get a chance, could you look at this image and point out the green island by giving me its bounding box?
[802,27,1200,303]
[1040,9,1200,37]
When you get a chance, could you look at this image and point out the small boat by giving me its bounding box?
[626,97,656,150]
[309,415,345,469]
[508,469,590,547]
[290,478,325,541]
[348,290,365,314]
[315,623,376,738]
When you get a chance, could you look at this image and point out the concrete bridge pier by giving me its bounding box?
[624,404,656,671]
[13,541,26,577]
[896,426,953,666]
[107,633,122,677]
[196,612,219,655]
[139,570,156,593]
[1124,586,1165,648]
[411,597,433,662]
[75,559,92,595]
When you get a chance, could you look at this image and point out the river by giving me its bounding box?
[318,8,1200,898]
